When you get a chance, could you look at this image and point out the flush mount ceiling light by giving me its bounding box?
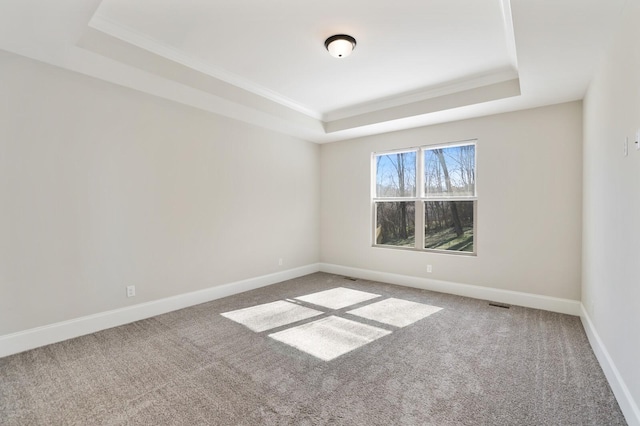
[324,34,356,58]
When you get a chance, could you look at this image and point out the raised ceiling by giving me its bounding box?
[0,0,627,143]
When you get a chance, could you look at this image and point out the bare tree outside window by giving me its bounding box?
[375,152,416,197]
[376,202,415,247]
[373,141,476,254]
[424,144,475,252]
[375,152,416,246]
[424,201,474,252]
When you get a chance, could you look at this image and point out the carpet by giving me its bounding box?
[0,272,627,425]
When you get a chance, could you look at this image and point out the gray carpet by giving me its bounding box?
[0,272,627,425]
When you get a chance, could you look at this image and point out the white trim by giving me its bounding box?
[319,263,581,316]
[500,0,519,71]
[89,12,519,132]
[88,13,322,120]
[323,68,519,122]
[580,305,640,426]
[423,138,479,152]
[0,264,320,358]
[372,146,421,156]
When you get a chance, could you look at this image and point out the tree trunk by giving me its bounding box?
[399,203,407,239]
[397,153,407,239]
[434,149,463,237]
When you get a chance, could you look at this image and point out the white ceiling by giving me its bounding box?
[0,0,627,143]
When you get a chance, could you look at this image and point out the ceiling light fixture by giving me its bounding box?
[324,34,356,58]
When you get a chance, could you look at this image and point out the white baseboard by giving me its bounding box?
[319,263,581,316]
[0,263,320,358]
[580,305,640,426]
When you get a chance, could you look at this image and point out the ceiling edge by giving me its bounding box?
[89,11,322,120]
[501,0,519,70]
[77,27,323,132]
[323,67,518,122]
[324,78,522,133]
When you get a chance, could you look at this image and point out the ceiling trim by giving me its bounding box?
[89,12,323,120]
[500,0,519,70]
[76,26,523,142]
[89,6,522,127]
[76,27,323,134]
[323,67,518,122]
[324,78,521,133]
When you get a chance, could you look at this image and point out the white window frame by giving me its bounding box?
[371,139,477,256]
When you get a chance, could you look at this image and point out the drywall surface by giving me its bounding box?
[582,0,640,415]
[0,51,319,335]
[320,102,583,300]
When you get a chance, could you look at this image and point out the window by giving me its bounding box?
[372,140,477,255]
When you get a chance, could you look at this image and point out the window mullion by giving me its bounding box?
[415,147,425,249]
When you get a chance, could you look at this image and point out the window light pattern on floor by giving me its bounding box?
[294,287,380,309]
[220,300,323,332]
[221,287,442,361]
[347,298,443,327]
[269,316,391,361]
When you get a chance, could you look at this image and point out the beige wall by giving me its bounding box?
[320,102,583,300]
[582,0,640,411]
[0,51,319,335]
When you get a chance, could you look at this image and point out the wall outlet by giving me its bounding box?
[624,137,628,156]
[126,285,136,297]
[427,265,433,273]
[278,258,283,266]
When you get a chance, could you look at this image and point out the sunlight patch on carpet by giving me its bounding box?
[295,287,380,309]
[221,300,323,332]
[347,298,442,327]
[269,316,391,361]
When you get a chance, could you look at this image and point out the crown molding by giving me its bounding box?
[324,78,521,133]
[323,68,519,122]
[89,12,322,120]
[85,8,525,142]
[501,0,519,70]
[89,10,523,129]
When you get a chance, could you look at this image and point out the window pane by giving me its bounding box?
[375,202,415,247]
[424,144,475,197]
[375,151,416,197]
[424,201,474,252]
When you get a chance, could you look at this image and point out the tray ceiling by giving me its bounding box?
[0,0,626,142]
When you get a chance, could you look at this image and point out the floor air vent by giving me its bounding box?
[343,277,358,281]
[489,302,510,309]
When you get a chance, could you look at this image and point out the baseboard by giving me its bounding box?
[0,263,321,358]
[319,263,581,316]
[580,305,640,426]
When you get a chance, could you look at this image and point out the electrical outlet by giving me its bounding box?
[427,265,433,273]
[624,137,628,157]
[126,285,136,297]
[278,258,283,266]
